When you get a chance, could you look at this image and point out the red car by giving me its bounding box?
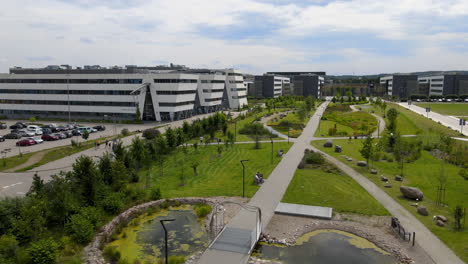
[42,134,59,141]
[16,139,37,146]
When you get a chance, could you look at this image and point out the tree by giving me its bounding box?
[182,121,191,137]
[28,173,44,197]
[346,90,352,102]
[129,136,147,168]
[386,108,399,133]
[454,205,465,231]
[176,128,185,146]
[28,238,59,264]
[359,134,374,168]
[381,101,387,117]
[142,128,160,140]
[297,104,307,123]
[0,234,19,260]
[191,162,199,176]
[165,127,176,149]
[110,160,128,191]
[70,156,100,206]
[12,198,46,243]
[99,153,113,186]
[135,104,141,122]
[82,130,89,140]
[305,96,315,112]
[66,214,94,244]
[112,140,126,162]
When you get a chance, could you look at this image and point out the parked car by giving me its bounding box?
[54,133,67,139]
[42,124,57,132]
[72,129,82,136]
[77,127,96,134]
[16,138,36,146]
[93,125,106,131]
[9,122,26,129]
[0,135,5,142]
[64,131,73,138]
[18,129,36,137]
[56,125,68,131]
[27,125,43,135]
[0,123,7,129]
[42,128,53,135]
[42,134,59,141]
[4,133,22,139]
[26,137,44,144]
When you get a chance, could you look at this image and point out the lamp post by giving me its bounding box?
[270,136,274,164]
[377,119,380,138]
[240,159,249,198]
[160,219,175,264]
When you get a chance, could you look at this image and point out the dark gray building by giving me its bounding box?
[249,74,290,98]
[379,74,418,99]
[418,74,468,96]
[266,72,325,98]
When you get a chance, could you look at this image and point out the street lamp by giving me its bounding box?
[240,159,249,198]
[160,219,175,264]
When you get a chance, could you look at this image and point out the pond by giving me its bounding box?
[107,205,209,263]
[254,229,398,264]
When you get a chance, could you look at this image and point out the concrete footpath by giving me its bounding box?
[198,102,330,264]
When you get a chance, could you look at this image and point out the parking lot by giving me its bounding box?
[0,120,158,158]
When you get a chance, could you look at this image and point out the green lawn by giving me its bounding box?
[267,110,315,138]
[135,142,292,198]
[311,139,468,262]
[314,120,355,137]
[415,103,468,116]
[0,152,35,171]
[282,167,389,216]
[315,105,377,137]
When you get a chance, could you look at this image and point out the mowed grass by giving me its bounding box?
[136,142,291,198]
[314,120,355,137]
[311,139,468,262]
[268,110,315,138]
[415,103,468,116]
[0,151,35,171]
[282,167,389,216]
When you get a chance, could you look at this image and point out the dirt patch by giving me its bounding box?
[4,150,49,172]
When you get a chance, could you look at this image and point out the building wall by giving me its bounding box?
[225,69,248,109]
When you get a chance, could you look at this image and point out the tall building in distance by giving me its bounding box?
[250,74,290,98]
[0,65,249,121]
[417,74,468,97]
[267,72,325,98]
[379,74,418,99]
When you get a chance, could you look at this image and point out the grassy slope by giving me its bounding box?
[415,103,468,116]
[268,110,315,138]
[136,142,292,198]
[311,139,468,262]
[282,167,389,216]
[0,152,35,171]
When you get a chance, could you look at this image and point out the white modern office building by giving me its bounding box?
[418,76,444,96]
[0,65,248,122]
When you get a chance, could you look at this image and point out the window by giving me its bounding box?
[230,88,247,92]
[156,90,196,95]
[205,97,222,102]
[430,84,443,87]
[431,78,444,82]
[228,80,244,84]
[227,73,243,76]
[232,95,247,99]
[201,80,225,83]
[0,79,143,84]
[158,101,195,107]
[154,79,198,83]
[0,89,133,95]
[274,83,282,86]
[0,99,135,107]
[203,89,224,93]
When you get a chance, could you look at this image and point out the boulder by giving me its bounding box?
[347,157,353,162]
[410,203,418,207]
[436,220,445,227]
[384,184,392,188]
[417,206,429,216]
[395,176,403,181]
[357,161,367,167]
[323,140,333,148]
[435,215,448,222]
[400,186,424,200]
[334,145,342,153]
[380,176,388,182]
[370,169,378,174]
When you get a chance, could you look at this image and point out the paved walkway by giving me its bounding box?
[398,102,467,136]
[198,101,330,264]
[309,145,465,264]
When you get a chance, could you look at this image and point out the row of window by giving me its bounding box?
[431,84,443,87]
[274,83,282,86]
[0,109,135,118]
[431,78,444,82]
[205,97,222,102]
[153,79,197,83]
[229,80,244,84]
[0,79,143,84]
[232,95,247,99]
[0,89,133,95]
[430,89,443,93]
[228,73,243,76]
[158,101,195,107]
[202,89,224,93]
[156,90,196,95]
[0,99,135,107]
[200,80,225,84]
[230,88,247,92]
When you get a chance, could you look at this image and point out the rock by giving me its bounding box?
[370,169,378,174]
[435,215,448,222]
[384,184,392,188]
[334,145,342,153]
[400,186,424,200]
[395,176,403,181]
[357,161,367,167]
[436,220,445,227]
[417,206,429,216]
[380,176,388,182]
[323,140,333,148]
[347,157,353,162]
[410,203,418,207]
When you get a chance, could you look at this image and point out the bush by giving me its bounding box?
[0,234,19,259]
[121,128,130,137]
[66,214,95,244]
[100,193,125,214]
[387,156,394,162]
[194,204,212,218]
[149,187,161,201]
[297,161,305,169]
[129,171,140,183]
[29,117,37,122]
[103,246,121,262]
[79,207,102,227]
[459,168,468,180]
[238,123,270,136]
[28,239,59,264]
[160,200,169,209]
[70,139,79,148]
[305,151,324,165]
[142,129,160,140]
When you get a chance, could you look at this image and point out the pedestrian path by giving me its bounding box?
[198,101,330,264]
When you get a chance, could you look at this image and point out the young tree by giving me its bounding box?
[381,101,387,117]
[454,205,465,231]
[165,127,176,149]
[346,90,352,102]
[70,156,100,206]
[99,153,113,186]
[28,238,59,264]
[129,136,147,168]
[112,140,126,162]
[28,173,44,197]
[191,162,199,176]
[82,130,89,140]
[359,134,374,168]
[386,108,399,133]
[110,160,128,192]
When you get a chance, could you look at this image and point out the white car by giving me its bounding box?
[77,127,97,133]
[27,125,43,135]
[447,99,452,102]
[18,129,36,137]
[27,137,44,144]
[465,98,468,102]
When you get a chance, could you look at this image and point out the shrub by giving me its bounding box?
[194,204,212,218]
[103,246,121,262]
[149,187,161,201]
[305,151,324,165]
[79,207,102,227]
[28,239,59,264]
[100,193,125,214]
[328,127,337,136]
[297,161,305,169]
[459,168,468,180]
[70,139,79,148]
[29,117,37,122]
[142,129,160,140]
[160,200,169,209]
[66,214,95,244]
[129,171,140,183]
[0,234,19,259]
[121,128,130,137]
[387,156,394,162]
[238,123,270,136]
[82,130,89,140]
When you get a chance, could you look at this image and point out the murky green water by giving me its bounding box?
[255,229,397,264]
[108,206,209,263]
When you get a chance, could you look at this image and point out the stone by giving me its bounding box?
[380,176,388,182]
[400,186,424,200]
[357,161,367,167]
[334,145,342,153]
[323,140,333,148]
[436,215,448,222]
[417,206,429,216]
[370,169,378,174]
[411,203,418,207]
[395,176,403,181]
[436,220,445,227]
[347,157,353,162]
[384,184,392,188]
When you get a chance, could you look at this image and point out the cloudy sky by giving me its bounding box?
[1,0,468,75]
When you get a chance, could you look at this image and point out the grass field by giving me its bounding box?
[267,110,315,138]
[282,167,389,216]
[415,103,468,116]
[311,139,468,262]
[0,151,35,171]
[134,142,292,198]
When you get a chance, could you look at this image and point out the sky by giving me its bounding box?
[1,0,468,75]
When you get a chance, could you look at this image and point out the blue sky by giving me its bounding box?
[0,0,468,75]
